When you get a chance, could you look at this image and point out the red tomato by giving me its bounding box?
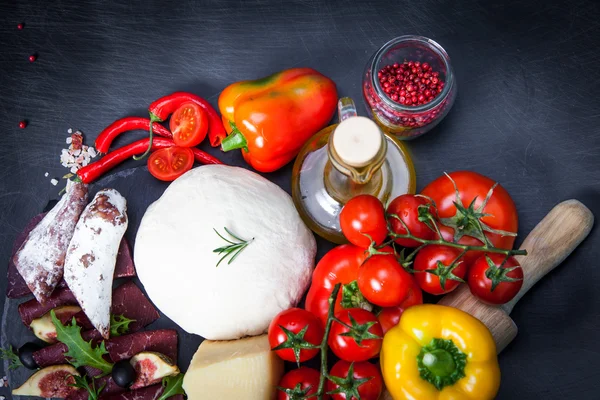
[377,276,423,334]
[268,308,324,364]
[170,102,209,147]
[147,147,194,181]
[329,308,382,362]
[357,254,413,307]
[305,245,368,326]
[326,360,383,400]
[340,195,388,248]
[387,194,435,248]
[468,254,524,305]
[421,171,518,266]
[413,245,467,295]
[277,367,327,400]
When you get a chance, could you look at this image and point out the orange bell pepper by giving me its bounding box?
[218,68,338,172]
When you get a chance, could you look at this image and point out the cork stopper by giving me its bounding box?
[332,116,383,168]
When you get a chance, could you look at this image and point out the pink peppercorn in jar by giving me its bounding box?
[363,36,456,139]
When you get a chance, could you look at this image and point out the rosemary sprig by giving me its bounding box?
[0,345,24,371]
[213,227,254,267]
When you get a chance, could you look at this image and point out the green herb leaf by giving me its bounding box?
[213,227,254,267]
[158,374,186,400]
[110,314,136,337]
[70,375,106,400]
[51,310,114,376]
[0,345,24,371]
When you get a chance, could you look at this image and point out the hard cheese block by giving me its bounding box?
[183,334,283,400]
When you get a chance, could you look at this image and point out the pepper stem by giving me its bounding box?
[221,122,249,152]
[133,113,162,161]
[417,338,467,391]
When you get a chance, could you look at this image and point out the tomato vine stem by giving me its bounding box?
[315,282,341,399]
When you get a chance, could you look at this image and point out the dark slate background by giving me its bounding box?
[1,0,599,399]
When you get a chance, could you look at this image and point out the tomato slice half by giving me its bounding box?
[147,147,194,181]
[170,102,208,147]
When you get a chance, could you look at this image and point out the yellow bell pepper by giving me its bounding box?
[380,304,500,400]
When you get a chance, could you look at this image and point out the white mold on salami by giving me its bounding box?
[64,188,128,339]
[13,180,88,303]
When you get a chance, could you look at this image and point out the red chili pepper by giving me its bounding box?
[134,92,226,161]
[95,117,173,153]
[77,137,223,184]
[149,92,226,147]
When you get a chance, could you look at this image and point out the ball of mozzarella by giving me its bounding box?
[134,165,316,340]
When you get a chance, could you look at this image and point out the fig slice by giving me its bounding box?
[129,352,180,390]
[30,305,82,343]
[12,364,79,398]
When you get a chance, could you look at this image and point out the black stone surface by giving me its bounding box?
[1,1,599,399]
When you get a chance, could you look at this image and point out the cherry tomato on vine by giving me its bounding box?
[357,254,413,307]
[340,195,388,248]
[147,147,194,181]
[326,360,383,400]
[377,276,423,334]
[387,194,435,248]
[421,171,518,267]
[468,253,524,305]
[305,245,369,326]
[170,102,209,147]
[277,367,327,400]
[329,308,382,362]
[268,308,324,364]
[413,245,467,295]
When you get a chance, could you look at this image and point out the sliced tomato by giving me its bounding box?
[170,102,209,147]
[147,146,194,181]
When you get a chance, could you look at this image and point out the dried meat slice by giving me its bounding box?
[18,287,78,327]
[64,189,128,339]
[106,330,178,364]
[33,281,160,368]
[100,383,184,400]
[13,181,88,303]
[66,375,124,400]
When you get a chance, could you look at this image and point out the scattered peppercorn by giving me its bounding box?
[19,121,27,129]
[17,23,24,30]
[378,61,445,106]
[28,54,37,63]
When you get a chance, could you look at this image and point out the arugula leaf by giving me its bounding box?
[110,314,136,337]
[70,375,106,400]
[158,374,186,400]
[51,310,114,376]
[0,345,24,371]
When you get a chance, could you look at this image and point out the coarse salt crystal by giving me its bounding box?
[50,179,58,186]
[67,128,73,134]
[44,172,49,177]
[66,137,72,144]
[89,148,97,157]
[70,166,78,174]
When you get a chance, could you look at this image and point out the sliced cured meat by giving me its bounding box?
[64,189,128,339]
[106,330,178,364]
[32,281,160,368]
[19,287,77,327]
[100,383,185,400]
[108,281,161,333]
[8,237,136,299]
[13,181,89,303]
[66,375,125,400]
[114,239,136,278]
[33,329,103,368]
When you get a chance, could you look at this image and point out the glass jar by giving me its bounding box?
[292,97,416,244]
[363,35,457,139]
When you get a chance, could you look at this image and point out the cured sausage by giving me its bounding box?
[13,181,88,303]
[64,189,128,339]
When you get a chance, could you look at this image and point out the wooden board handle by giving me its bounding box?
[501,199,594,314]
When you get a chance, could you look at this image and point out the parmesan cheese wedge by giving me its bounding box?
[183,334,284,400]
